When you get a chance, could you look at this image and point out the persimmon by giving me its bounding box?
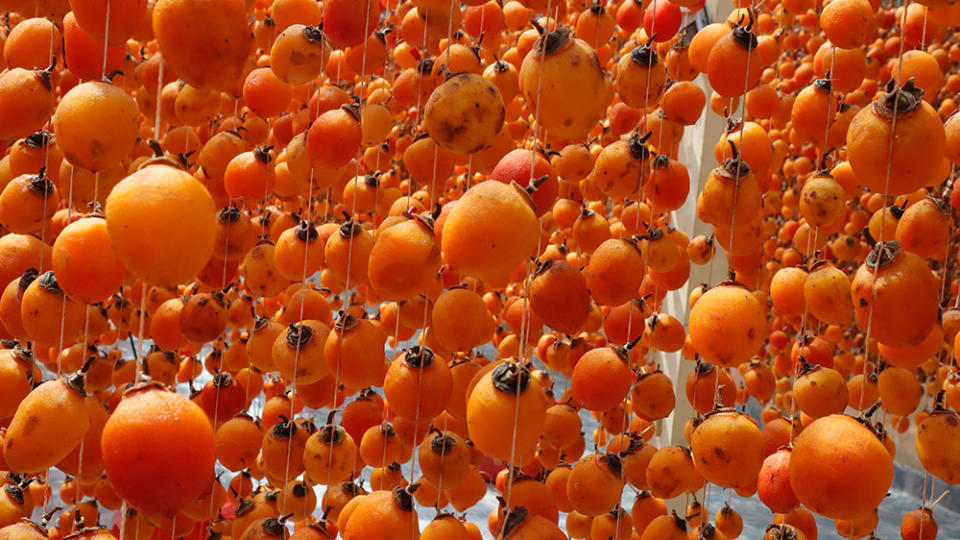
[3,376,89,473]
[442,180,538,282]
[519,28,612,141]
[846,79,945,196]
[789,414,892,519]
[689,283,767,367]
[467,361,547,462]
[851,242,939,348]
[690,410,763,489]
[106,164,216,287]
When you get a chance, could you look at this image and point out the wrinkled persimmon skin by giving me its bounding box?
[101,387,216,518]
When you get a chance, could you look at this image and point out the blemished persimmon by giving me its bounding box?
[101,384,216,517]
[2,376,89,473]
[690,410,763,489]
[54,81,138,172]
[689,283,768,367]
[467,361,547,462]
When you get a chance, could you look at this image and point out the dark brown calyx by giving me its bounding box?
[12,345,33,365]
[338,217,363,238]
[218,206,242,223]
[4,484,24,505]
[731,22,758,50]
[28,170,55,197]
[261,518,286,538]
[272,416,297,440]
[694,360,715,377]
[533,257,554,278]
[334,312,360,332]
[813,76,831,93]
[17,268,38,298]
[501,506,529,538]
[35,64,53,91]
[797,358,820,377]
[406,211,435,233]
[765,524,802,540]
[888,203,905,219]
[630,43,658,66]
[303,25,325,44]
[534,27,571,56]
[340,103,361,122]
[363,172,380,188]
[234,498,255,516]
[491,361,530,395]
[290,416,315,435]
[698,523,718,539]
[865,241,900,270]
[510,181,538,213]
[652,154,670,169]
[404,346,434,368]
[417,58,435,74]
[431,433,456,454]
[379,420,396,436]
[340,482,363,496]
[317,424,346,445]
[254,146,273,164]
[526,174,550,196]
[294,219,318,242]
[628,131,652,160]
[24,130,50,149]
[494,60,511,73]
[873,77,924,118]
[392,486,416,513]
[253,316,270,332]
[671,510,687,531]
[211,372,233,388]
[601,453,623,477]
[287,323,313,351]
[37,271,63,295]
[718,141,751,181]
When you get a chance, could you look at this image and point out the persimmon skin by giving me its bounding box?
[54,81,138,172]
[441,181,538,282]
[851,243,939,348]
[152,0,251,91]
[529,258,591,335]
[690,411,763,489]
[788,414,892,520]
[466,362,547,462]
[52,216,126,304]
[101,386,216,518]
[915,409,960,484]
[846,85,945,196]
[105,164,217,288]
[688,284,768,367]
[2,378,90,474]
[519,30,613,141]
[0,68,54,141]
